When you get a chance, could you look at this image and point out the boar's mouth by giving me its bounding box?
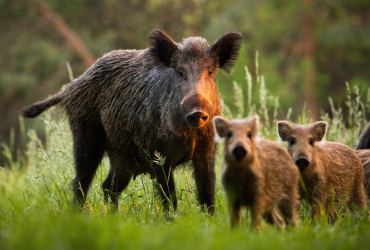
[295,156,310,171]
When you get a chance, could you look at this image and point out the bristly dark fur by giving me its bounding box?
[356,122,370,150]
[148,29,178,67]
[354,122,370,197]
[21,92,63,118]
[21,29,243,214]
[210,32,243,74]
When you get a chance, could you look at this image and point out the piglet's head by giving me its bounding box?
[213,115,259,164]
[277,121,327,171]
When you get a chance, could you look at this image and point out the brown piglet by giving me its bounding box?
[214,115,300,230]
[277,121,367,219]
[355,121,370,196]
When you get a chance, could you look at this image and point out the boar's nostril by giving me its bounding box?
[232,146,247,161]
[295,157,310,171]
[186,111,209,128]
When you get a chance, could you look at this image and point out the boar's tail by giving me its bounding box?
[355,122,370,150]
[21,92,64,118]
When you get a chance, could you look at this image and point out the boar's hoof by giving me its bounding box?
[295,157,309,171]
[186,111,209,128]
[232,146,247,161]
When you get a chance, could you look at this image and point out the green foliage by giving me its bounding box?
[1,68,370,249]
[1,0,370,246]
[1,0,370,165]
[209,0,370,112]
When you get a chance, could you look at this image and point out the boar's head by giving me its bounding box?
[148,30,243,129]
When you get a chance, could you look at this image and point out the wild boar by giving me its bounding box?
[355,122,370,196]
[214,115,300,230]
[277,121,367,219]
[21,29,243,214]
[354,150,370,195]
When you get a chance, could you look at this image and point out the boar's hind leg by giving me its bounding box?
[71,124,106,206]
[192,149,216,216]
[154,164,177,212]
[102,153,135,208]
[103,169,132,207]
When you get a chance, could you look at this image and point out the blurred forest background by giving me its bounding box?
[0,0,370,164]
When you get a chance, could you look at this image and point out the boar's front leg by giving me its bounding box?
[154,163,177,212]
[192,145,216,215]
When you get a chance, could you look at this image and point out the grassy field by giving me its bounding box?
[1,73,370,249]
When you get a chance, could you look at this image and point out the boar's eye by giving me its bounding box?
[289,137,296,146]
[177,70,184,79]
[226,131,233,140]
[247,131,253,139]
[309,138,314,146]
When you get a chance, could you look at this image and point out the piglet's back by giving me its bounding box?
[256,139,296,170]
[256,139,299,190]
[315,141,362,173]
[315,141,363,196]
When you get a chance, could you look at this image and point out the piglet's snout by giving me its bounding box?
[232,145,247,161]
[295,155,310,171]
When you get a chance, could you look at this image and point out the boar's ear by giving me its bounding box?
[210,32,243,73]
[311,121,327,141]
[277,121,293,141]
[213,116,230,141]
[248,115,259,137]
[148,29,178,67]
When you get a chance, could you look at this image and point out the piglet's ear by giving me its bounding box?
[148,29,178,67]
[311,121,327,141]
[213,116,230,141]
[210,32,243,73]
[277,121,293,141]
[249,115,260,137]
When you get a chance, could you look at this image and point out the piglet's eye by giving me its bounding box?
[226,131,233,140]
[208,71,214,77]
[289,138,296,146]
[177,71,184,78]
[309,139,314,146]
[247,131,253,139]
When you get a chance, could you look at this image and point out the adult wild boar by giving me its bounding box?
[277,121,367,219]
[355,122,370,196]
[21,29,243,214]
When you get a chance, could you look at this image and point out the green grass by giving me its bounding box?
[1,69,370,249]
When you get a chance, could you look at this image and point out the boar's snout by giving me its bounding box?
[295,156,310,171]
[185,111,209,128]
[232,145,247,161]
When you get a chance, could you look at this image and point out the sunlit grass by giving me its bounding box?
[1,66,370,249]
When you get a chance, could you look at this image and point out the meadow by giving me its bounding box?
[1,67,370,250]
